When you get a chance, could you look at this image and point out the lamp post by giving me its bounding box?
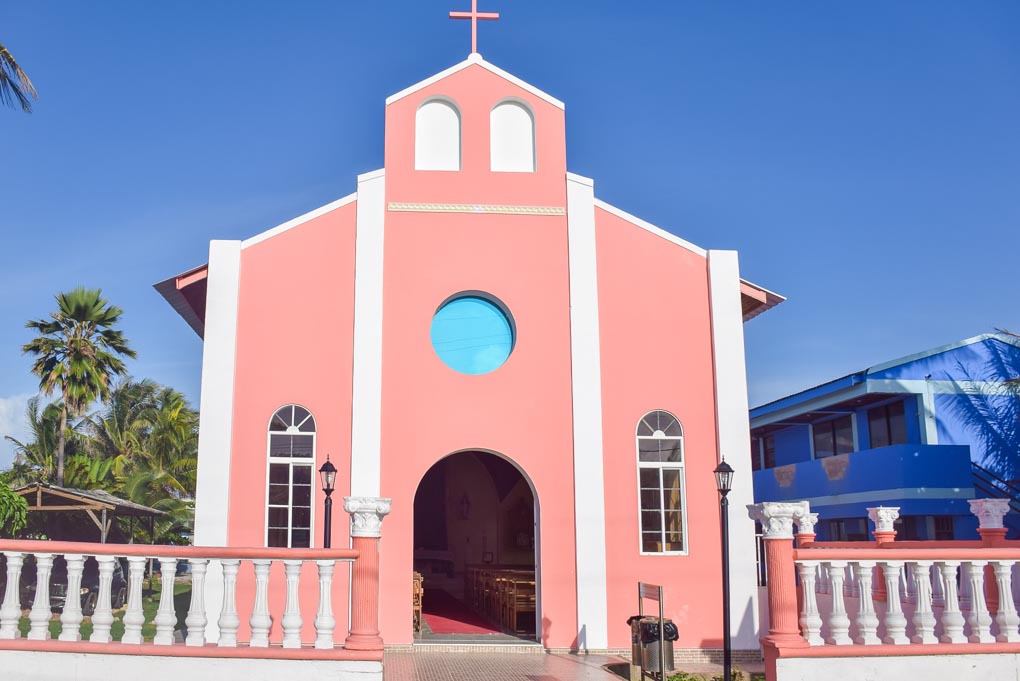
[713,460,734,681]
[319,455,338,549]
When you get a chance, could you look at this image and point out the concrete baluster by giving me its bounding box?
[281,560,303,648]
[852,561,880,645]
[910,561,937,644]
[796,561,823,645]
[0,552,24,639]
[993,560,1020,642]
[90,555,116,643]
[965,560,994,643]
[217,559,241,646]
[153,558,178,645]
[880,561,908,644]
[249,559,273,647]
[121,556,147,644]
[315,559,337,649]
[58,554,85,642]
[185,558,209,646]
[28,553,54,640]
[825,561,852,645]
[938,561,967,644]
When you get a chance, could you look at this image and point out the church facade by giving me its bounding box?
[157,52,781,654]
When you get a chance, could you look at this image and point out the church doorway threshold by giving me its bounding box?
[413,450,540,644]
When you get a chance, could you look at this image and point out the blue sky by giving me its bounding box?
[1,2,1018,467]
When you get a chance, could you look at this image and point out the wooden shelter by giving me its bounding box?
[15,482,165,543]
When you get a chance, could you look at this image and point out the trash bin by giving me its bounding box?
[639,617,677,675]
[626,615,645,667]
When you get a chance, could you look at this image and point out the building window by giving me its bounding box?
[812,415,853,458]
[895,515,955,541]
[826,517,869,542]
[266,404,316,548]
[868,401,908,449]
[636,410,686,554]
[415,99,461,171]
[430,293,515,375]
[490,100,536,172]
[752,434,776,471]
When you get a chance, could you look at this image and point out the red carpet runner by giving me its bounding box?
[421,589,502,635]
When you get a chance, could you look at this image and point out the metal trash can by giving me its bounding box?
[639,617,676,674]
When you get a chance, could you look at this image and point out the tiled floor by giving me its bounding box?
[385,651,629,681]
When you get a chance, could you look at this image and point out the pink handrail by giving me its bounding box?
[795,546,1020,561]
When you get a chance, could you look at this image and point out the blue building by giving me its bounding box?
[750,332,1020,541]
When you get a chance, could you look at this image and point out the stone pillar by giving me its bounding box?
[969,499,1011,615]
[344,496,392,651]
[748,502,811,649]
[795,511,819,545]
[867,506,900,544]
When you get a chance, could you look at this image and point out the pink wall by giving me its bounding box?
[228,203,358,643]
[378,63,579,647]
[595,207,725,650]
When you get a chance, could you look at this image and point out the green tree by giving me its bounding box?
[0,477,28,537]
[0,42,37,112]
[23,288,136,486]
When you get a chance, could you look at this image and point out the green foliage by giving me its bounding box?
[0,482,28,537]
[667,670,753,681]
[0,41,37,112]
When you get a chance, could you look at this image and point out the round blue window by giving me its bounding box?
[430,294,515,375]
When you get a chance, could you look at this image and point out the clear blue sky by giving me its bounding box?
[1,2,1018,467]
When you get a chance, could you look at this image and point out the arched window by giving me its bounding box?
[636,410,687,554]
[490,100,536,172]
[266,405,316,548]
[415,98,461,171]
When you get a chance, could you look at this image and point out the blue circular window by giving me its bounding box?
[430,294,515,375]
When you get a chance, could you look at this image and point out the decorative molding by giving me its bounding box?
[747,501,810,539]
[388,202,565,216]
[796,512,819,536]
[344,497,392,538]
[867,506,901,533]
[969,498,1010,529]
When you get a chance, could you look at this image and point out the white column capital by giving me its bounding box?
[344,497,392,538]
[969,499,1011,530]
[796,512,820,536]
[747,501,810,539]
[867,506,900,533]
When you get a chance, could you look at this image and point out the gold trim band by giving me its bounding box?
[388,202,565,216]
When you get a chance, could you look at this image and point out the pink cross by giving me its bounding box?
[449,0,500,55]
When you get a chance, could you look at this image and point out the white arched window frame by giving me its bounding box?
[636,410,688,555]
[265,404,316,548]
[415,98,462,171]
[490,99,536,172]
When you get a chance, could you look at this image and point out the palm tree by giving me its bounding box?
[23,288,136,486]
[0,42,37,112]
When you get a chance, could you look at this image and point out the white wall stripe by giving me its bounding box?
[566,173,609,650]
[192,239,242,642]
[349,170,387,499]
[707,249,760,650]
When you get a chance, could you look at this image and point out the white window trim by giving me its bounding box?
[489,97,537,173]
[264,404,318,549]
[635,411,690,557]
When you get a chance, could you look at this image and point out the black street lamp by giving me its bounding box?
[319,455,338,549]
[714,460,734,681]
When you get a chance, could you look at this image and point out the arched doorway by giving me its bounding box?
[412,450,538,641]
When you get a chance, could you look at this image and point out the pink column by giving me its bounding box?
[343,496,392,651]
[749,502,811,681]
[867,507,899,602]
[970,499,1010,614]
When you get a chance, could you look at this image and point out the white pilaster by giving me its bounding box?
[193,239,241,642]
[708,250,760,650]
[350,169,387,498]
[565,173,609,650]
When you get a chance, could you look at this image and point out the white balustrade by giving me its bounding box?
[217,559,241,647]
[824,561,852,645]
[852,561,880,644]
[58,554,85,642]
[909,561,937,644]
[992,560,1020,642]
[315,560,337,649]
[122,556,146,644]
[249,559,273,647]
[153,558,178,645]
[797,560,823,645]
[938,561,967,644]
[27,553,54,640]
[185,558,209,646]
[880,561,909,644]
[0,552,24,640]
[90,555,117,643]
[281,559,303,649]
[965,561,994,643]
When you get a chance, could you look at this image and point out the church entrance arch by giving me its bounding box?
[412,450,539,641]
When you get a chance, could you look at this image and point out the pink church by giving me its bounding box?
[156,49,782,657]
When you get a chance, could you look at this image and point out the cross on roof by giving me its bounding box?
[449,0,500,55]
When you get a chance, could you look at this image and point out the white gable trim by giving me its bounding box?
[240,192,358,250]
[386,53,565,110]
[866,333,1020,375]
[593,198,707,257]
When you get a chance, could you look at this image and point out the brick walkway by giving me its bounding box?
[385,651,629,681]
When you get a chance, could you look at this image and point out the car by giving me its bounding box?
[0,554,128,616]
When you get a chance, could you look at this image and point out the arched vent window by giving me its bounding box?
[415,99,461,171]
[266,405,316,548]
[636,410,687,554]
[490,100,536,172]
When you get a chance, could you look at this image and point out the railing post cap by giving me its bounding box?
[747,501,811,539]
[968,498,1010,529]
[867,506,900,533]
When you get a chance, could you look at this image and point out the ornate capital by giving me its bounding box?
[968,498,1010,530]
[343,497,392,538]
[747,501,810,539]
[867,506,900,533]
[796,512,819,536]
